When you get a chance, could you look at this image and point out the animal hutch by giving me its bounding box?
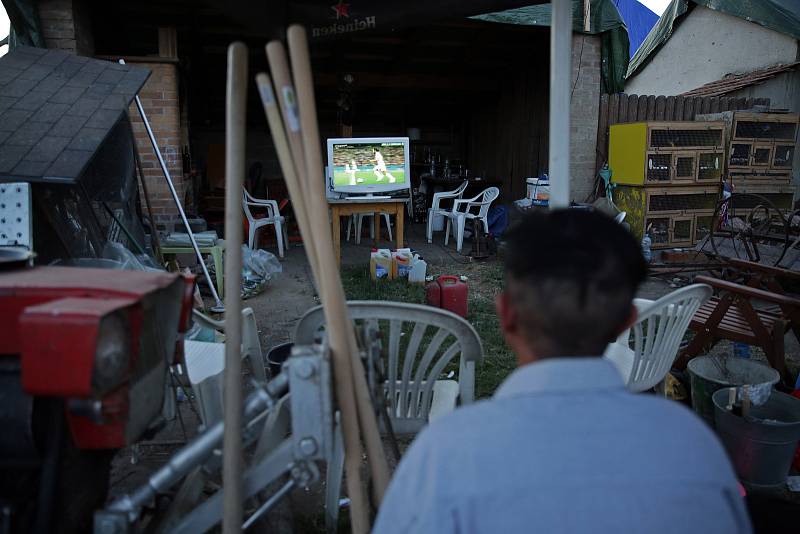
[697,111,798,212]
[609,121,727,248]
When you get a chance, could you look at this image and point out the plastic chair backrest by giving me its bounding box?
[242,190,256,224]
[432,181,468,210]
[294,300,483,435]
[622,284,711,391]
[477,187,500,218]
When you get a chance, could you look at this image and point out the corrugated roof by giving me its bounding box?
[0,46,149,184]
[680,62,799,97]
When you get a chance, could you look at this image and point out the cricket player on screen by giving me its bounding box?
[345,159,360,185]
[373,148,396,183]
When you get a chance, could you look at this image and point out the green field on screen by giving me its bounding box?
[333,169,406,186]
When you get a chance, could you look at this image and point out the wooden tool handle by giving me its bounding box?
[287,24,391,506]
[223,40,247,534]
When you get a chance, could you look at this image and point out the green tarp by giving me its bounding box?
[627,0,800,79]
[1,0,46,48]
[472,0,631,93]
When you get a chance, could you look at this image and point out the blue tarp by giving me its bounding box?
[612,0,659,55]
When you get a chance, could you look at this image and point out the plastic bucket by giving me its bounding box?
[687,356,780,427]
[266,342,293,377]
[713,388,800,488]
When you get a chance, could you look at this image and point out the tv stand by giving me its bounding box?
[327,197,406,264]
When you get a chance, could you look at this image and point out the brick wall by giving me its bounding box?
[37,0,93,55]
[127,62,184,224]
[569,34,601,202]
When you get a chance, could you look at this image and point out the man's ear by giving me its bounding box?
[495,291,517,335]
[617,304,638,335]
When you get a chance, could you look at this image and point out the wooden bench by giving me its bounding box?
[676,274,800,386]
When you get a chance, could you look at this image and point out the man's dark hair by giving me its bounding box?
[503,209,647,357]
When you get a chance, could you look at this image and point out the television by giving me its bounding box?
[326,137,410,196]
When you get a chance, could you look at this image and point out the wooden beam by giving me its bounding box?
[314,71,499,91]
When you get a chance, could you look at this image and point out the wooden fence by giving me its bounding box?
[595,94,771,173]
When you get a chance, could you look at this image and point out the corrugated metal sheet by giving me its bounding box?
[681,62,799,97]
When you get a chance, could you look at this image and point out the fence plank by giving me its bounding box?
[617,93,628,123]
[665,96,675,120]
[646,95,656,118]
[684,96,695,119]
[655,95,666,120]
[609,93,620,125]
[709,96,720,113]
[674,96,685,120]
[637,95,648,120]
[627,94,639,122]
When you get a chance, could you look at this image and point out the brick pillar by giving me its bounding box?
[568,34,602,202]
[127,62,184,225]
[37,0,94,56]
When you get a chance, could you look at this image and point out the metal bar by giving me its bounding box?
[171,439,294,534]
[129,118,164,264]
[549,0,572,209]
[223,41,248,534]
[242,479,295,530]
[105,382,283,523]
[120,59,224,311]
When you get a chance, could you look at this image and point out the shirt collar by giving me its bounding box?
[494,357,625,399]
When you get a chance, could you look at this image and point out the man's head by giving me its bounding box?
[496,209,647,364]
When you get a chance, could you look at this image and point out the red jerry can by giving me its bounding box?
[425,275,468,318]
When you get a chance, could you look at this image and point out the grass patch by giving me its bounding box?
[340,261,515,398]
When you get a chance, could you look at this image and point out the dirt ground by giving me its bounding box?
[107,220,800,531]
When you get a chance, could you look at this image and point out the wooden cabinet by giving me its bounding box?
[609,121,726,248]
[610,121,726,186]
[698,111,799,183]
[614,185,720,249]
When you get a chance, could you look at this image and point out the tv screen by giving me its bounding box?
[327,137,409,195]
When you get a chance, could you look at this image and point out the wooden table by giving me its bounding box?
[162,242,225,298]
[329,198,406,265]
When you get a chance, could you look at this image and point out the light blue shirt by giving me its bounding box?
[375,358,751,533]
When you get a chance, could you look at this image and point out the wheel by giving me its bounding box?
[709,193,790,266]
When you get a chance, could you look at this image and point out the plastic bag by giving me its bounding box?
[241,245,281,299]
[102,241,161,271]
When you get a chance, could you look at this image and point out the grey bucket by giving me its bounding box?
[713,388,800,488]
[687,356,780,427]
[266,342,293,377]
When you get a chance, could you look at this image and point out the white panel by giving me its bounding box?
[0,182,32,249]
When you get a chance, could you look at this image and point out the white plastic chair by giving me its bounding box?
[294,300,483,435]
[176,308,267,426]
[295,300,482,532]
[426,181,468,244]
[243,189,287,258]
[444,186,500,253]
[345,212,392,244]
[604,284,712,392]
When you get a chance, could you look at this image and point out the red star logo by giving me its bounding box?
[331,1,350,19]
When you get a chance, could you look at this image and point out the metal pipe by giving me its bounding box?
[120,59,224,312]
[223,41,248,534]
[548,0,573,209]
[242,479,295,530]
[106,382,284,522]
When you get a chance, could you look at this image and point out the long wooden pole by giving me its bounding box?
[286,24,390,503]
[255,74,319,275]
[222,41,247,534]
[260,44,372,532]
